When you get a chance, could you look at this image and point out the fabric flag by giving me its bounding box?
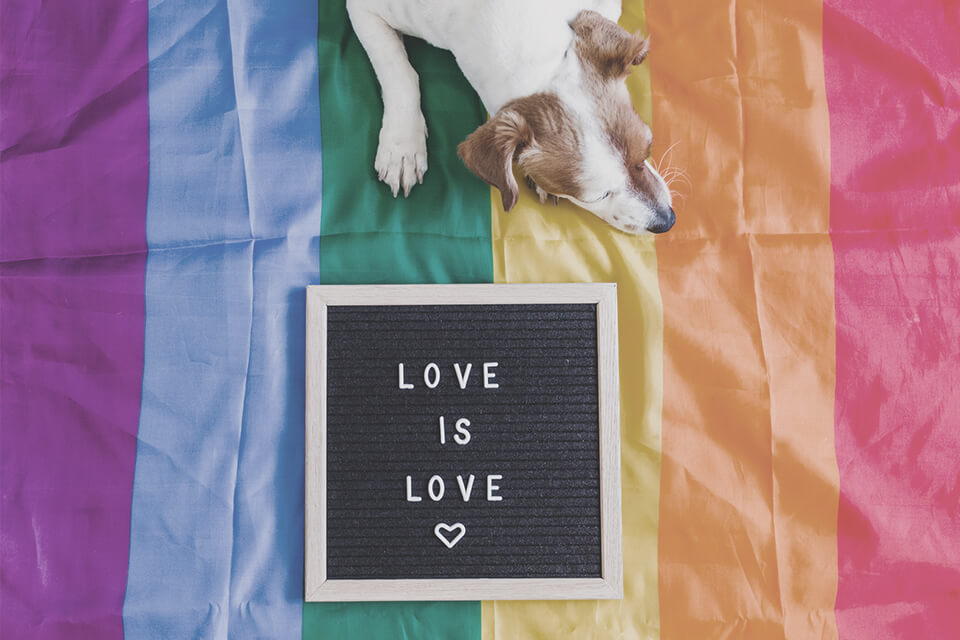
[1,1,957,639]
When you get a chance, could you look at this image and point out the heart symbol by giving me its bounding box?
[434,522,466,549]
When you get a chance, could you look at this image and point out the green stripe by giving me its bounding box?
[307,2,490,638]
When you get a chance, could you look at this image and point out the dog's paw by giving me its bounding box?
[375,115,428,197]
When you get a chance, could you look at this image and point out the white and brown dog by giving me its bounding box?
[347,0,676,234]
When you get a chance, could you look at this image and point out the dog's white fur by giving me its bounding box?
[348,0,675,234]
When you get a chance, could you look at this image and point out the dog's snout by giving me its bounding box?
[648,207,676,234]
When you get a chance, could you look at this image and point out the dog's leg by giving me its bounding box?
[347,4,427,197]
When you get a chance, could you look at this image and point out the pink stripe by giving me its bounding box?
[0,1,148,637]
[824,0,960,637]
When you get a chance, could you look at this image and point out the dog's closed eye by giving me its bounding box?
[582,190,615,204]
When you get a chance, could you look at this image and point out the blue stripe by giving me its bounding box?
[124,1,321,637]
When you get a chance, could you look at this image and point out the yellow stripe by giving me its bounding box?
[484,3,662,637]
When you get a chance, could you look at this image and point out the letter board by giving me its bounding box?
[305,284,621,601]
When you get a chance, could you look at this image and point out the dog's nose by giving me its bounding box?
[648,207,676,234]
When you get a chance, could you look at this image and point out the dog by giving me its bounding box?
[347,0,676,234]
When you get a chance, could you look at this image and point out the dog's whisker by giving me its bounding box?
[660,166,688,179]
[664,145,682,171]
[663,174,692,190]
[664,168,692,201]
[655,140,681,174]
[660,165,692,191]
[662,172,687,187]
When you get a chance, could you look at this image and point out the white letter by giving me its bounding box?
[483,362,499,388]
[428,475,445,501]
[453,363,472,389]
[438,416,446,444]
[398,363,414,389]
[456,474,475,501]
[453,418,471,445]
[424,362,440,388]
[405,475,421,502]
[487,474,503,501]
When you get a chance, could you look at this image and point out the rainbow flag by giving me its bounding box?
[2,0,957,638]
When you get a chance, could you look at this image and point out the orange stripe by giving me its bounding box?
[647,0,839,636]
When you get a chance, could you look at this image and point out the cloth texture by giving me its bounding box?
[1,0,957,638]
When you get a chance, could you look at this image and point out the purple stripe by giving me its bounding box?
[0,1,148,638]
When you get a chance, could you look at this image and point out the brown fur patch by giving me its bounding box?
[603,98,654,197]
[458,93,583,209]
[570,11,656,199]
[457,108,533,210]
[571,10,649,79]
[508,94,583,200]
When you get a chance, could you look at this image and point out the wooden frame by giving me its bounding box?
[305,284,622,601]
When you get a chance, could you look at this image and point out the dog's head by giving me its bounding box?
[458,11,675,234]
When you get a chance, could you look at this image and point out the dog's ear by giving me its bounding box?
[571,10,649,78]
[457,108,533,211]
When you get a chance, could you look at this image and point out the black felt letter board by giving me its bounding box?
[306,284,622,601]
[325,304,601,579]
